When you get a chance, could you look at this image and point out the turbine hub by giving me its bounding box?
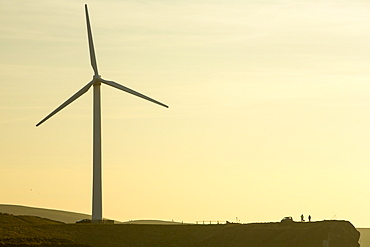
[93,75,101,85]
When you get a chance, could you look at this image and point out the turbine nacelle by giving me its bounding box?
[93,75,101,86]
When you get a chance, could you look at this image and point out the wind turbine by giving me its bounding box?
[36,4,168,223]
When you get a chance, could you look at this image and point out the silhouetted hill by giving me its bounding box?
[0,204,189,225]
[0,204,90,223]
[0,214,360,247]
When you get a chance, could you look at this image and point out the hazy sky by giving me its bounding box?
[1,0,370,227]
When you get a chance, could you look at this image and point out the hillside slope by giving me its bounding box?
[0,204,90,223]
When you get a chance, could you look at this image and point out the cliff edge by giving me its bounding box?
[197,220,360,247]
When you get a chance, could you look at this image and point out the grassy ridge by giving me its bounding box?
[0,215,360,247]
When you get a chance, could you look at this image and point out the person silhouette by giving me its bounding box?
[301,214,304,222]
[308,215,311,222]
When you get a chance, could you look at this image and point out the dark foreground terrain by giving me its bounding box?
[0,214,360,247]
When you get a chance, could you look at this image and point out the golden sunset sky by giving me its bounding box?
[1,0,370,226]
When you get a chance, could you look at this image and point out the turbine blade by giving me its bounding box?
[100,79,169,108]
[36,81,94,127]
[85,4,99,76]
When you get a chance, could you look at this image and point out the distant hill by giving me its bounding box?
[0,204,184,225]
[357,228,370,247]
[0,204,90,223]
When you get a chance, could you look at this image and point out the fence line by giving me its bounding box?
[195,220,228,225]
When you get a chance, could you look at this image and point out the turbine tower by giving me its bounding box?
[36,4,168,223]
